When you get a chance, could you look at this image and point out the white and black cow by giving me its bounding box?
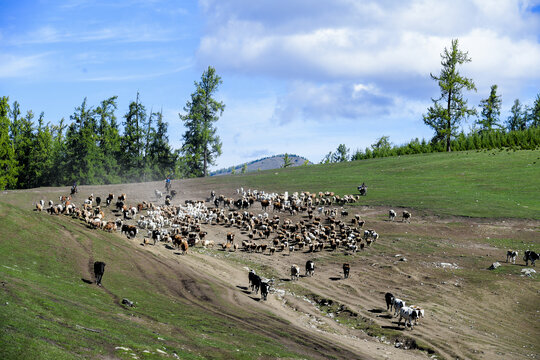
[393,298,406,317]
[305,260,315,277]
[398,306,418,329]
[389,210,396,221]
[524,250,539,266]
[94,261,106,286]
[385,292,395,311]
[260,281,270,301]
[506,250,518,264]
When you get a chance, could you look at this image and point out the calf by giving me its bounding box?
[398,306,418,329]
[93,261,106,286]
[524,250,539,266]
[385,292,395,311]
[343,263,350,279]
[305,260,315,277]
[506,250,518,264]
[410,305,425,325]
[290,265,300,281]
[389,209,396,221]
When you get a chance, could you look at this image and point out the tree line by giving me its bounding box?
[322,39,540,164]
[0,66,224,190]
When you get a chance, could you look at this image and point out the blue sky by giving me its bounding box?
[1,0,540,170]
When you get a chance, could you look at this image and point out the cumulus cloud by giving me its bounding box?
[197,0,540,140]
[198,0,540,86]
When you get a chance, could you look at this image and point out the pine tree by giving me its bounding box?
[528,94,540,128]
[423,39,477,151]
[477,85,502,132]
[0,97,18,189]
[282,153,292,168]
[180,66,224,177]
[146,110,177,180]
[122,93,146,181]
[62,98,101,185]
[506,99,526,131]
[96,96,121,184]
[27,113,54,187]
[11,109,35,188]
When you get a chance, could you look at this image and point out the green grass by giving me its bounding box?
[0,201,302,360]
[200,150,540,219]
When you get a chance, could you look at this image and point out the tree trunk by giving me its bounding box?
[447,89,452,152]
[203,148,207,177]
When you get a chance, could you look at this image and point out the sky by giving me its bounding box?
[1,0,540,170]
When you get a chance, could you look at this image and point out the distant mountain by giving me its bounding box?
[211,154,312,176]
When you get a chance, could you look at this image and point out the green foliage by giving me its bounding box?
[282,153,292,168]
[241,163,247,173]
[180,66,224,177]
[507,99,527,131]
[530,94,540,128]
[477,84,502,132]
[424,39,477,151]
[121,93,146,181]
[0,97,18,189]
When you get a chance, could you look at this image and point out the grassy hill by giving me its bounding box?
[1,150,539,359]
[201,149,540,219]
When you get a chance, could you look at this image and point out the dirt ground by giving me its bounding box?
[22,179,540,360]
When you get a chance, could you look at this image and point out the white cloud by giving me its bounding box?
[0,53,48,78]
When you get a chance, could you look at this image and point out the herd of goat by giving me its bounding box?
[34,185,537,332]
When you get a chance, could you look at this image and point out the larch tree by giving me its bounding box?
[528,94,540,128]
[506,99,526,131]
[0,97,18,189]
[423,39,477,151]
[477,85,502,132]
[282,153,292,168]
[122,92,146,181]
[180,66,224,177]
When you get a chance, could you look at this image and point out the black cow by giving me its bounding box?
[385,292,395,311]
[96,196,101,207]
[305,260,315,277]
[248,270,261,294]
[94,261,106,286]
[260,281,270,301]
[524,250,539,266]
[343,263,350,279]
